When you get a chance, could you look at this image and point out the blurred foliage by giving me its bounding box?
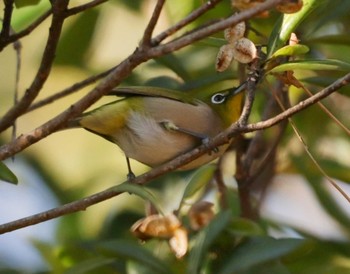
[0,0,350,273]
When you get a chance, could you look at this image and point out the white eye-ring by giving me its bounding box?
[211,93,226,104]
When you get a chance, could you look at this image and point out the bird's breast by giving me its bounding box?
[113,97,227,169]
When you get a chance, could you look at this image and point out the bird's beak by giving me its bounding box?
[231,81,247,96]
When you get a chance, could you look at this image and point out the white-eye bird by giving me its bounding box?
[68,83,246,177]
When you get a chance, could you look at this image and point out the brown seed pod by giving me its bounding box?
[232,37,257,64]
[131,214,181,240]
[216,44,235,72]
[188,201,215,231]
[224,21,246,44]
[276,0,303,14]
[169,227,188,258]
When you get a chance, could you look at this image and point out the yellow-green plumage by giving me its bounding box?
[72,84,245,170]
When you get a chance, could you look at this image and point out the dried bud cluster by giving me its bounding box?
[216,20,257,71]
[131,214,188,258]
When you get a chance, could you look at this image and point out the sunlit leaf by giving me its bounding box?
[270,44,309,59]
[98,239,172,274]
[12,0,50,30]
[267,0,321,57]
[14,0,41,8]
[268,59,350,73]
[0,161,18,185]
[111,0,143,11]
[218,237,303,274]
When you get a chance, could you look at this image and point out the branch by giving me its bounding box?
[0,1,69,132]
[0,9,52,50]
[0,0,285,160]
[65,0,108,17]
[0,0,14,41]
[141,0,165,47]
[27,66,116,112]
[0,72,349,234]
[151,0,223,45]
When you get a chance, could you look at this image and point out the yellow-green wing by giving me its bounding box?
[109,86,197,105]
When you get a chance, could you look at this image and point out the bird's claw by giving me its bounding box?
[201,137,219,155]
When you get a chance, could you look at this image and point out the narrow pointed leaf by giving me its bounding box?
[113,182,164,214]
[270,44,309,59]
[0,162,18,185]
[181,165,216,203]
[218,237,303,274]
[267,0,321,58]
[99,239,172,274]
[268,59,350,73]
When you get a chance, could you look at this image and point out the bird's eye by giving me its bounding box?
[211,93,226,104]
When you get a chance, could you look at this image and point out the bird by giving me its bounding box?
[67,83,246,179]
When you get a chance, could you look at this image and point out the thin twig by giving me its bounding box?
[0,72,348,234]
[0,10,52,50]
[27,67,116,112]
[272,82,350,204]
[0,0,14,41]
[141,0,166,47]
[299,80,350,136]
[11,34,22,144]
[0,1,70,132]
[238,57,262,126]
[289,119,350,204]
[65,0,108,17]
[152,0,223,45]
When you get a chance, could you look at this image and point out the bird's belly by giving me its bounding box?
[113,110,226,169]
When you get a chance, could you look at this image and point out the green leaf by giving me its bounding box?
[55,10,99,67]
[270,44,309,59]
[228,218,264,237]
[65,257,116,274]
[306,34,350,46]
[14,0,41,8]
[268,59,350,73]
[188,210,232,274]
[218,237,303,274]
[111,0,143,11]
[0,162,18,185]
[98,239,172,274]
[112,182,164,214]
[267,0,321,58]
[12,0,50,30]
[154,54,192,82]
[180,165,216,204]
